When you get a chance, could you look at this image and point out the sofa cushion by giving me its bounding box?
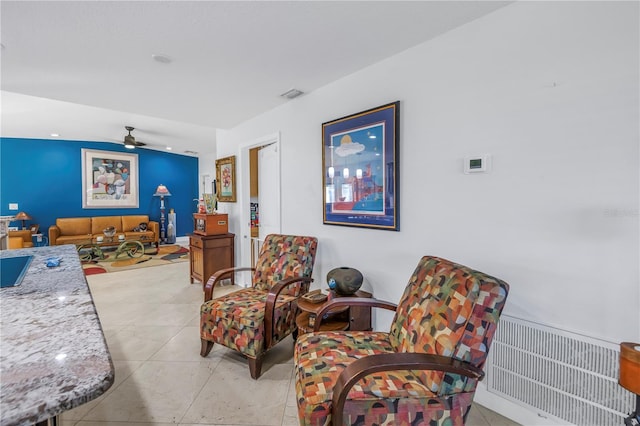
[57,218,91,236]
[8,237,24,249]
[91,216,123,234]
[122,215,150,231]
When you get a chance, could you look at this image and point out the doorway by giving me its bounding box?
[240,133,281,278]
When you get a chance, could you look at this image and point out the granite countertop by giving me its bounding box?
[1,245,114,426]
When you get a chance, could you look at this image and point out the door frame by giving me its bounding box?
[239,132,281,281]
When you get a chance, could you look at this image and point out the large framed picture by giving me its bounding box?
[216,155,237,202]
[322,101,400,231]
[81,149,139,208]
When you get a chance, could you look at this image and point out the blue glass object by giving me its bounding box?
[328,278,336,290]
[45,257,62,268]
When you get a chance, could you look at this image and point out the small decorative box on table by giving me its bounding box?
[296,289,372,335]
[193,213,228,236]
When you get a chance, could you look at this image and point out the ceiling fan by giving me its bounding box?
[123,126,146,149]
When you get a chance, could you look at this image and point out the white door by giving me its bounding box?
[258,143,280,239]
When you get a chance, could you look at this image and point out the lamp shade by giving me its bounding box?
[153,185,171,197]
[15,212,32,221]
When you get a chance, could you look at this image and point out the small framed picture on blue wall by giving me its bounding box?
[81,149,139,208]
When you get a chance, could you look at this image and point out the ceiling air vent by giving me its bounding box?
[280,88,304,99]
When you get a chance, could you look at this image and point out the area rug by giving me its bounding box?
[81,244,189,275]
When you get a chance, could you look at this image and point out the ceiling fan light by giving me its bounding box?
[124,141,136,149]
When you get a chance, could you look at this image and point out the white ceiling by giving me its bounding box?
[0,1,510,156]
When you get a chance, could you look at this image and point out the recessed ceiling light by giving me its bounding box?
[166,146,172,151]
[50,133,59,137]
[152,53,172,64]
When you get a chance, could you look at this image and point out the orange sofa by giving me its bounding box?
[49,215,159,248]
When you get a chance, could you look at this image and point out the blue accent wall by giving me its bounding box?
[0,138,199,238]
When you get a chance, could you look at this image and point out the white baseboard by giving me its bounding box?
[474,383,570,426]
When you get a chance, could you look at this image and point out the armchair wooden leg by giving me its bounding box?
[248,356,263,380]
[200,339,214,357]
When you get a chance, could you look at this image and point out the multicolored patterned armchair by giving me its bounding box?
[294,255,509,425]
[200,234,318,379]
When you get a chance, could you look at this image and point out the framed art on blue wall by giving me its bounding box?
[81,149,139,208]
[322,101,400,231]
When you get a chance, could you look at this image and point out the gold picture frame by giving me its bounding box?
[216,155,236,202]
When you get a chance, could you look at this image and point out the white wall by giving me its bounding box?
[198,152,216,198]
[218,2,639,420]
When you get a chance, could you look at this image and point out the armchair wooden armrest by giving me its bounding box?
[203,266,255,301]
[264,276,313,347]
[332,353,485,425]
[313,297,398,332]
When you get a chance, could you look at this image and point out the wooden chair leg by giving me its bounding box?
[248,355,263,380]
[200,339,214,357]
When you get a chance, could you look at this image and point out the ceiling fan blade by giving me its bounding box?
[123,126,147,147]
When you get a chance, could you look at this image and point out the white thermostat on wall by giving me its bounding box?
[464,155,491,174]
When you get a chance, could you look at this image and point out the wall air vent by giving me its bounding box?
[486,315,634,425]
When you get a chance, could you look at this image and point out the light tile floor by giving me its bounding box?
[61,261,520,426]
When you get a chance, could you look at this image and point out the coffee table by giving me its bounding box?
[76,235,151,262]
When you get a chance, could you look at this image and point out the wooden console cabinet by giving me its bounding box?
[189,233,235,285]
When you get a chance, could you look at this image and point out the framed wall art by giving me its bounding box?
[216,155,237,202]
[81,149,139,208]
[322,101,400,231]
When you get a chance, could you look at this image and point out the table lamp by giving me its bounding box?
[153,185,171,244]
[15,211,32,230]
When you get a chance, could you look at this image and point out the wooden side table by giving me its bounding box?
[296,289,372,335]
[189,233,234,285]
